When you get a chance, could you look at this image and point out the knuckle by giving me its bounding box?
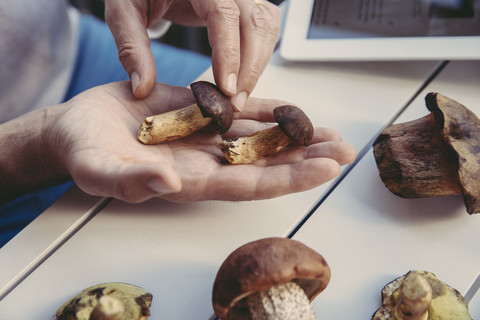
[115,39,145,66]
[117,183,141,203]
[244,64,263,81]
[117,184,132,202]
[212,0,240,21]
[223,45,242,61]
[250,6,280,39]
[117,47,135,67]
[212,42,241,62]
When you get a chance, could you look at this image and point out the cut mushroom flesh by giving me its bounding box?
[55,283,152,320]
[372,270,472,320]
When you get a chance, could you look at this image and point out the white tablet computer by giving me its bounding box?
[280,0,480,61]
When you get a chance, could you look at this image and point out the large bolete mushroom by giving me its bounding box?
[217,105,314,164]
[372,270,472,320]
[373,92,480,214]
[138,81,234,144]
[212,237,330,320]
[55,282,153,320]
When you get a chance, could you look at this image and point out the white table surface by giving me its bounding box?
[0,186,105,297]
[2,56,477,319]
[470,282,480,318]
[294,60,480,318]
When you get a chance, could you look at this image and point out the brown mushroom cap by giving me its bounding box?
[190,81,234,134]
[274,105,314,146]
[426,92,480,214]
[212,237,331,319]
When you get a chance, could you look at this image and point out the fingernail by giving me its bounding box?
[226,73,237,95]
[131,72,141,95]
[148,178,173,194]
[233,91,248,111]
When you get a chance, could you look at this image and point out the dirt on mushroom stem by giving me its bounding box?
[216,105,314,165]
[137,80,233,145]
[137,103,212,144]
[216,125,292,164]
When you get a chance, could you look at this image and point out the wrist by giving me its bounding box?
[0,104,70,203]
[41,104,70,180]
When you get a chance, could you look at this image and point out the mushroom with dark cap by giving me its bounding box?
[212,237,330,320]
[137,81,234,144]
[217,105,314,164]
[372,270,472,320]
[373,92,480,214]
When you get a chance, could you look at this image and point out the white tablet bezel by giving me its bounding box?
[280,0,480,61]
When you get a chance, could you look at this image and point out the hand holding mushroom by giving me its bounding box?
[137,82,317,165]
[138,81,234,144]
[40,81,355,204]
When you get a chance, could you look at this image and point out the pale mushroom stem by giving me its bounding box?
[395,273,432,320]
[137,103,211,144]
[90,295,125,320]
[216,126,291,164]
[246,281,318,320]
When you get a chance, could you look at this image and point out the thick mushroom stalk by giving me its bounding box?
[90,295,125,320]
[395,272,432,320]
[138,81,233,144]
[212,237,330,320]
[246,282,318,320]
[372,270,472,320]
[373,92,480,214]
[217,105,314,164]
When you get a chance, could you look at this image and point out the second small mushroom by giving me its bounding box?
[212,237,330,320]
[373,92,480,214]
[217,105,314,164]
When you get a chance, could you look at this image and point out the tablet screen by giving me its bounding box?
[308,0,480,39]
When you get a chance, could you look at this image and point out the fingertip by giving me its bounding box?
[232,91,248,111]
[149,165,182,195]
[131,71,141,96]
[130,71,156,99]
[225,73,237,95]
[148,177,181,195]
[344,142,358,165]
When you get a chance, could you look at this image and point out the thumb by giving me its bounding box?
[113,163,182,203]
[104,0,156,99]
[74,161,182,203]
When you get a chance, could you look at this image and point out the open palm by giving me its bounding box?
[53,82,356,203]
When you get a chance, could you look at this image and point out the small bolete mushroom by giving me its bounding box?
[373,92,480,214]
[137,81,234,144]
[216,105,314,164]
[55,282,153,320]
[372,270,472,320]
[212,237,330,320]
